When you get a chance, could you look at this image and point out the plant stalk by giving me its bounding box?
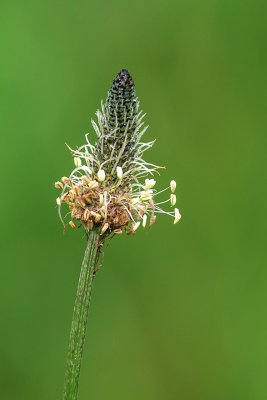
[63,230,101,400]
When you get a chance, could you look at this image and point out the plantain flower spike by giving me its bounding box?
[55,69,181,236]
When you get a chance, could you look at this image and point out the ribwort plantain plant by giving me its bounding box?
[55,69,181,400]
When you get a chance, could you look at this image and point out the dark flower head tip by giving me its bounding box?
[118,69,131,78]
[114,69,134,88]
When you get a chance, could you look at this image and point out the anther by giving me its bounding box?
[174,208,181,224]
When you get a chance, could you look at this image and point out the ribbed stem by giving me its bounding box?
[62,230,101,400]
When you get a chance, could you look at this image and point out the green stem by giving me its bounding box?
[63,230,101,400]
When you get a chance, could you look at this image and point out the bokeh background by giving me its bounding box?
[1,0,267,399]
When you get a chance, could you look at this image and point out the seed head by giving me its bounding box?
[55,69,181,236]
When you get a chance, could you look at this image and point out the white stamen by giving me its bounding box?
[97,169,105,182]
[91,211,102,222]
[170,194,176,207]
[131,197,140,205]
[101,222,109,235]
[170,180,176,193]
[145,178,156,189]
[81,165,92,174]
[132,221,141,232]
[174,208,181,224]
[142,214,147,227]
[88,180,98,189]
[150,215,157,226]
[116,166,123,180]
[74,157,82,167]
[140,190,153,201]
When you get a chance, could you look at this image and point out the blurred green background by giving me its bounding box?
[1,0,267,399]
